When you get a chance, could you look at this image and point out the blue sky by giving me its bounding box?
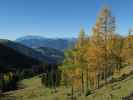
[0,0,132,40]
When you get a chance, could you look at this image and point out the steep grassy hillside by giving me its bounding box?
[1,71,133,100]
[0,76,70,100]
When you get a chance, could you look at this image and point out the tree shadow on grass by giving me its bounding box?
[0,93,22,100]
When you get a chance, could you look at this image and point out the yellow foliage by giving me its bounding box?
[4,74,9,81]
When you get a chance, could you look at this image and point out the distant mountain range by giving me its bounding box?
[0,35,76,71]
[16,35,76,51]
[1,39,65,64]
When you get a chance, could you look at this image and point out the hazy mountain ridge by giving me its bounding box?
[16,35,76,50]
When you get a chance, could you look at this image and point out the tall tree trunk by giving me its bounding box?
[104,67,107,84]
[86,68,89,91]
[118,57,122,72]
[54,71,56,92]
[97,73,100,88]
[50,71,53,88]
[71,79,74,100]
[51,68,54,89]
[81,71,84,94]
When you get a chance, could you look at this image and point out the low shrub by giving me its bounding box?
[0,72,19,92]
[85,89,92,96]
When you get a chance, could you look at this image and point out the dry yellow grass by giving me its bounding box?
[1,66,133,100]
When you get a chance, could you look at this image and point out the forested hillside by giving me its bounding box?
[35,47,64,64]
[60,7,133,99]
[0,40,40,71]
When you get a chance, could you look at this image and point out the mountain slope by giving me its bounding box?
[0,40,40,71]
[0,39,57,64]
[16,35,76,51]
[35,47,64,64]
